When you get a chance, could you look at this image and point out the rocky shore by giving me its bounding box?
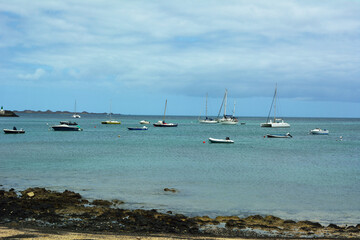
[1,187,359,239]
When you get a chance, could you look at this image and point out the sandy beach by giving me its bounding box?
[0,226,253,240]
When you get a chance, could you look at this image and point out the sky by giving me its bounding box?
[1,0,360,118]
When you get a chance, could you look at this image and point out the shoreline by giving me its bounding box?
[1,187,359,239]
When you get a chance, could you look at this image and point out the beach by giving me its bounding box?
[1,187,359,239]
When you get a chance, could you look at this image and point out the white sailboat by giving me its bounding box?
[217,89,238,125]
[153,99,178,127]
[199,93,217,124]
[101,101,121,124]
[72,100,81,118]
[260,84,290,128]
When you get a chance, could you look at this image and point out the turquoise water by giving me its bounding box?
[1,114,359,225]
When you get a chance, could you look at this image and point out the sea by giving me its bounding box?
[1,113,359,226]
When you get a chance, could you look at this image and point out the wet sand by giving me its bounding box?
[1,187,359,239]
[0,226,252,240]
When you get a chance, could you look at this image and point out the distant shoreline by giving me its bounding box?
[13,110,108,115]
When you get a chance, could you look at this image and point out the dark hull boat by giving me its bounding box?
[51,124,83,131]
[3,129,25,134]
[154,100,178,127]
[153,121,178,127]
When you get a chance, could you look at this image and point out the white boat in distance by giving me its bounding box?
[310,128,329,135]
[217,89,238,125]
[153,99,178,127]
[208,137,234,143]
[101,101,121,124]
[260,84,290,128]
[199,93,217,124]
[139,120,150,124]
[72,100,81,118]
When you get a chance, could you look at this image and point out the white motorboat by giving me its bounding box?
[51,124,83,131]
[139,120,150,124]
[310,128,329,135]
[153,100,178,127]
[208,137,234,143]
[260,84,290,128]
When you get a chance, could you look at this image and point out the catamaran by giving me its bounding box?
[72,100,81,118]
[260,84,290,128]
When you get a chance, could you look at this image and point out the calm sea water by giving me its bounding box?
[1,113,359,225]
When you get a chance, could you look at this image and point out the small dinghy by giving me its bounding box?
[3,127,25,134]
[128,126,148,130]
[208,137,234,143]
[266,132,292,138]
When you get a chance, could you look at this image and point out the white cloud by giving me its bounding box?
[1,0,360,102]
[18,68,46,80]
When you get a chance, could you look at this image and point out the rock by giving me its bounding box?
[27,192,35,197]
[327,223,342,230]
[296,220,323,230]
[164,188,178,193]
[111,199,125,205]
[92,199,112,206]
[346,226,359,233]
[215,216,241,222]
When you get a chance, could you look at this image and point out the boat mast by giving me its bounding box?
[217,90,226,118]
[224,89,228,117]
[163,99,167,122]
[205,93,208,118]
[74,100,77,115]
[233,100,236,117]
[273,84,277,122]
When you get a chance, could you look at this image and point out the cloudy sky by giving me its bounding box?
[1,0,359,117]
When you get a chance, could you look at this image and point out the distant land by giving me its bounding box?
[13,110,110,115]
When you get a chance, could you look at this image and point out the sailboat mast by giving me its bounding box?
[274,85,277,122]
[74,100,77,114]
[163,99,167,122]
[205,93,208,118]
[233,100,236,117]
[224,89,228,116]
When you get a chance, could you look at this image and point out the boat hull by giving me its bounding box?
[153,123,178,127]
[128,127,148,130]
[52,125,82,131]
[261,122,290,128]
[3,129,25,134]
[310,129,329,135]
[208,137,234,143]
[199,120,217,124]
[266,134,292,138]
[101,121,121,124]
